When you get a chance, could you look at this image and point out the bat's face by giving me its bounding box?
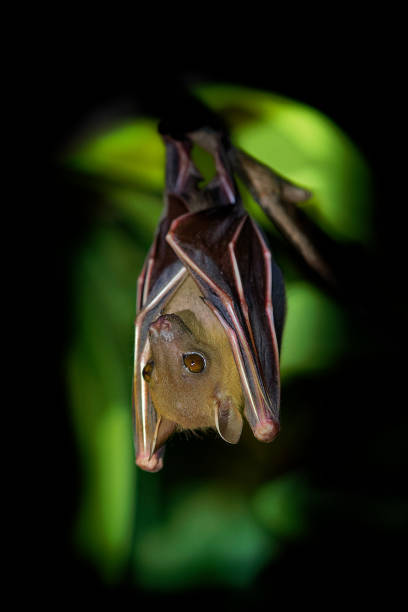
[145,309,244,444]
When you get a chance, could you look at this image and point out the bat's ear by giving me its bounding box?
[214,397,243,444]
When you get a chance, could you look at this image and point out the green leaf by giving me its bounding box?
[280,281,348,378]
[64,119,165,192]
[66,227,143,582]
[193,83,373,243]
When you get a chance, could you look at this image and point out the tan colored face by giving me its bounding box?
[145,309,244,443]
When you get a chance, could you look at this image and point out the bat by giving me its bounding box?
[133,128,287,472]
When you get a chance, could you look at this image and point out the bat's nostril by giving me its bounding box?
[151,315,171,331]
[149,315,175,341]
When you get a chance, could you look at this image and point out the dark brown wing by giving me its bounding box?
[133,195,189,471]
[133,135,208,471]
[167,205,282,442]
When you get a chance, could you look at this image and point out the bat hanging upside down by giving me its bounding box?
[133,128,289,472]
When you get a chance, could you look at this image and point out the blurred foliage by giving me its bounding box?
[280,282,348,378]
[193,83,373,244]
[63,84,374,588]
[251,472,310,538]
[135,484,273,590]
[67,120,164,193]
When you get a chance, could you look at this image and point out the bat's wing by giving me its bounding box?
[167,204,283,442]
[133,136,209,471]
[133,194,189,471]
[229,146,336,287]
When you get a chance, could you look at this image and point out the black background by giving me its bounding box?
[25,32,407,606]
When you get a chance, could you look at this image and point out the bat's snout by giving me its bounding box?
[149,314,176,342]
[149,314,188,343]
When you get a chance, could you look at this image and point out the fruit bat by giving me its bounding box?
[133,128,288,472]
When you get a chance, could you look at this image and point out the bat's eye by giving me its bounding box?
[183,352,206,373]
[142,360,154,382]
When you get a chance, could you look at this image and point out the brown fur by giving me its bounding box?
[148,274,243,435]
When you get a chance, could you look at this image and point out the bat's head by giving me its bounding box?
[145,311,244,444]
